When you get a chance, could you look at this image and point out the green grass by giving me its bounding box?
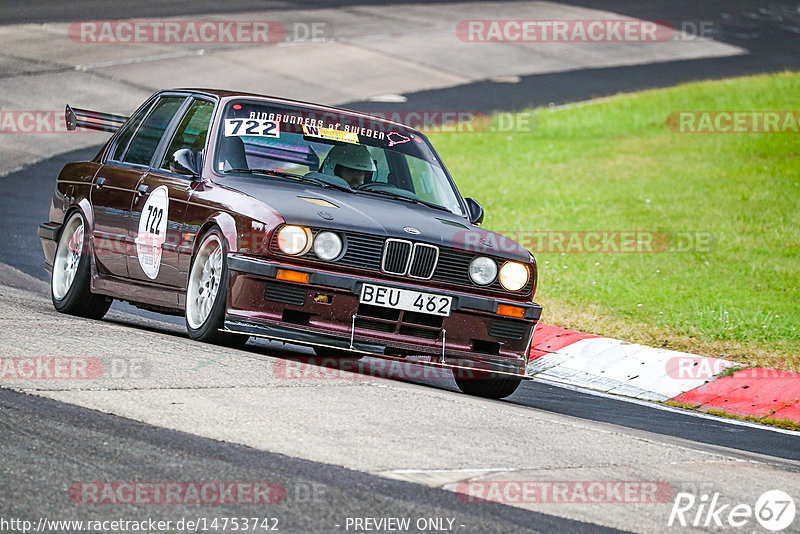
[429,72,800,370]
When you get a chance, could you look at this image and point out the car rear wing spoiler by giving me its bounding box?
[65,105,128,133]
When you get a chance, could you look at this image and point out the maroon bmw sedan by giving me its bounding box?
[39,89,542,398]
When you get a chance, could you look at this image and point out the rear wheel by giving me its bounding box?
[51,211,111,319]
[454,371,522,399]
[185,228,248,348]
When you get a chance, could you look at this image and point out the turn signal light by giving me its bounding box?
[497,304,525,318]
[276,269,309,284]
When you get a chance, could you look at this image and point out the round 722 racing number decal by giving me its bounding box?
[134,185,169,279]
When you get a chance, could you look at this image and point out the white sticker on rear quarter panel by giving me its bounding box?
[135,185,169,279]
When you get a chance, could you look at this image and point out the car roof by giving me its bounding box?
[174,88,421,134]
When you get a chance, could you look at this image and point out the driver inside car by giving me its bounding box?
[320,144,376,187]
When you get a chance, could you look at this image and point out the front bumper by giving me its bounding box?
[224,254,542,376]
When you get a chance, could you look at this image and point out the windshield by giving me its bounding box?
[213,100,465,216]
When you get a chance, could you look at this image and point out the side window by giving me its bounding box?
[160,99,214,171]
[111,106,149,161]
[122,96,185,166]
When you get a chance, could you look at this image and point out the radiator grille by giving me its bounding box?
[381,239,413,275]
[381,239,439,279]
[270,228,534,296]
[264,282,306,306]
[336,233,384,271]
[489,318,529,340]
[408,244,439,279]
[399,325,440,339]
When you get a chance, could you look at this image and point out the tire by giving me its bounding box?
[454,371,522,399]
[185,228,249,348]
[51,211,111,319]
[312,346,363,361]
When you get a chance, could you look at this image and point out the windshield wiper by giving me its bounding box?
[358,188,452,213]
[223,168,352,192]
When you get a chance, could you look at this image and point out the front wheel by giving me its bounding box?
[454,371,522,399]
[51,211,111,319]
[185,228,248,348]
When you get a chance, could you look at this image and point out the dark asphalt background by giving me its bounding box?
[0,388,625,534]
[2,1,799,532]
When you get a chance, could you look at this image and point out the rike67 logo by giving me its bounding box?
[668,489,795,531]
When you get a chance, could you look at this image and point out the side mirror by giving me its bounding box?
[170,148,202,177]
[465,197,484,225]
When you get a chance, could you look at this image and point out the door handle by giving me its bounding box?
[136,184,149,197]
[95,177,106,189]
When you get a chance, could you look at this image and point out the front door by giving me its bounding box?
[126,97,215,288]
[91,94,187,279]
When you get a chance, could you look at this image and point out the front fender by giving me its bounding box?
[196,211,238,253]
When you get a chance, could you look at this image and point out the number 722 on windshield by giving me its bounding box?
[224,118,280,138]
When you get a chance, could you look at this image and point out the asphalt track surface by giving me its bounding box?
[0,389,622,534]
[2,147,798,463]
[0,0,489,24]
[2,1,800,532]
[4,0,799,112]
[349,0,800,113]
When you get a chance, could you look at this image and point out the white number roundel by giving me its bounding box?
[135,185,169,279]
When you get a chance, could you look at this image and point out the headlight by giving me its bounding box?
[277,225,312,255]
[313,231,342,261]
[499,261,529,291]
[469,256,497,285]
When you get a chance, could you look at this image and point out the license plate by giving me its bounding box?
[359,284,452,317]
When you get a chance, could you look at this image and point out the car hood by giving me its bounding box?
[215,175,531,262]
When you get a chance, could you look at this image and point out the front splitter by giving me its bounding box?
[222,318,532,380]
